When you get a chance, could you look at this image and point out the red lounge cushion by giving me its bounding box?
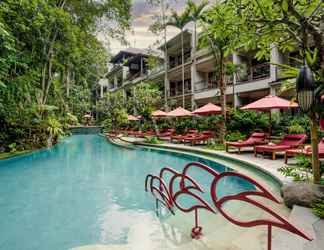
[256,145,291,152]
[251,133,266,138]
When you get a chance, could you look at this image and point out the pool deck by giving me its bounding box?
[118,136,292,184]
[106,136,324,250]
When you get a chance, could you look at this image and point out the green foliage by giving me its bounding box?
[156,119,173,131]
[278,155,324,181]
[8,143,17,153]
[204,142,225,151]
[46,117,64,142]
[195,116,223,132]
[128,82,161,119]
[173,118,196,134]
[144,55,160,71]
[0,0,131,150]
[97,91,129,131]
[225,131,246,142]
[312,198,324,218]
[271,113,309,136]
[227,0,324,119]
[144,136,161,144]
[227,109,269,135]
[288,124,306,134]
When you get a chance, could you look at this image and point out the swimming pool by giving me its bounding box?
[0,135,282,250]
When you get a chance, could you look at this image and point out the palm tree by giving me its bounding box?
[166,9,191,108]
[186,0,209,109]
[198,4,240,143]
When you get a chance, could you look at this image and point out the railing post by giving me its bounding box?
[268,225,272,250]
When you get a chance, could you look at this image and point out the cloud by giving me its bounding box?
[105,0,210,54]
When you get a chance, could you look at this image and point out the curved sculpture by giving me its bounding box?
[145,161,313,249]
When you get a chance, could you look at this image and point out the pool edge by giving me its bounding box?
[131,141,285,188]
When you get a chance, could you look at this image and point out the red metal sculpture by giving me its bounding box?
[145,162,313,249]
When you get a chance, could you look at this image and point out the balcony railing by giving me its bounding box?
[169,87,192,97]
[194,80,217,93]
[237,63,270,83]
[252,63,270,79]
[169,53,192,69]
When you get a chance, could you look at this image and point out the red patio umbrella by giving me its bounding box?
[240,95,299,135]
[192,103,222,116]
[167,107,192,117]
[128,115,139,121]
[241,95,298,111]
[152,110,168,118]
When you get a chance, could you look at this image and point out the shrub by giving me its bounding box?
[312,198,324,218]
[225,131,246,142]
[144,136,160,144]
[8,143,17,153]
[196,116,223,132]
[272,113,309,136]
[278,155,324,181]
[227,109,269,136]
[156,119,172,130]
[288,124,306,134]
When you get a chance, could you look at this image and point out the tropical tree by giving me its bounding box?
[186,0,209,109]
[228,0,324,183]
[0,0,131,150]
[166,8,191,108]
[97,91,129,132]
[128,82,162,119]
[147,0,170,110]
[199,3,242,143]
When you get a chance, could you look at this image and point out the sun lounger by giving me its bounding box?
[183,131,214,145]
[225,132,267,154]
[255,134,307,160]
[284,138,324,163]
[170,130,198,143]
[156,129,175,139]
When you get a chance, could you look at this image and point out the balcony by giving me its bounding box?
[237,63,270,83]
[169,83,192,97]
[169,51,192,69]
[126,71,143,82]
[194,80,218,93]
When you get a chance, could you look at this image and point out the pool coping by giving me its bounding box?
[137,142,285,186]
[107,136,291,188]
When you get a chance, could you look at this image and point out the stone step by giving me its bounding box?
[273,205,323,250]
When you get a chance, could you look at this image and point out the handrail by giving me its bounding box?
[145,161,312,248]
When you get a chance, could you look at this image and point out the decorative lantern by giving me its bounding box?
[296,64,315,113]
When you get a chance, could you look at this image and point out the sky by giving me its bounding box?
[107,0,200,54]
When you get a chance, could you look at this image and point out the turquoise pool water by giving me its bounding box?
[0,135,257,250]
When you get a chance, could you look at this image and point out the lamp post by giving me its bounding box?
[296,64,321,183]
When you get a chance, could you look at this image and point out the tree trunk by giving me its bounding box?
[310,113,321,183]
[191,21,197,110]
[161,0,169,111]
[66,65,71,97]
[181,30,185,108]
[219,51,227,144]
